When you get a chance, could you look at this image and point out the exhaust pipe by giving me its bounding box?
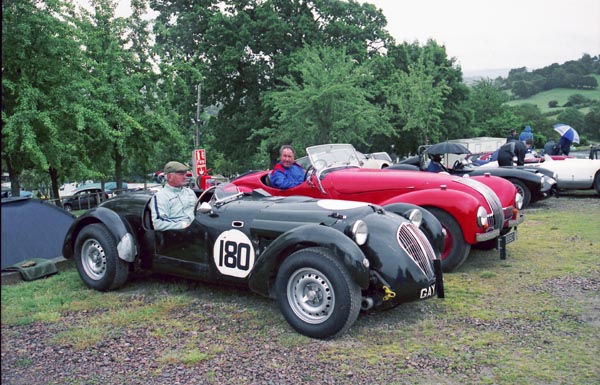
[361,297,374,311]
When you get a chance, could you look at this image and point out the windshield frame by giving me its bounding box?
[306,144,362,171]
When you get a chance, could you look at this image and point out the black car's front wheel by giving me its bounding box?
[275,247,361,339]
[427,207,471,273]
[508,178,531,208]
[74,223,129,291]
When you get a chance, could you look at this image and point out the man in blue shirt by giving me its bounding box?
[426,154,445,173]
[270,145,305,189]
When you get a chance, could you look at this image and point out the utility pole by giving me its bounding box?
[195,83,201,149]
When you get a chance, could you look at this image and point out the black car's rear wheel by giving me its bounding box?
[63,203,72,212]
[427,207,470,273]
[74,224,129,291]
[275,247,361,339]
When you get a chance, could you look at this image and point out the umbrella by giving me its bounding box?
[424,141,471,155]
[553,123,580,144]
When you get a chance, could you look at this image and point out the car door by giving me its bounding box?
[151,220,213,280]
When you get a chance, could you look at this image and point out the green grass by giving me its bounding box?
[2,200,599,384]
[506,74,600,114]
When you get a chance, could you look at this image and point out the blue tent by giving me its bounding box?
[1,197,75,269]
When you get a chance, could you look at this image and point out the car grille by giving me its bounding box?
[455,178,504,230]
[397,223,436,277]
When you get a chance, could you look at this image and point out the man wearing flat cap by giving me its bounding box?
[150,161,196,230]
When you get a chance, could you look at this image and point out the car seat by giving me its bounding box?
[261,173,272,187]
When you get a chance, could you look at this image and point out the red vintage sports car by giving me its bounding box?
[232,144,524,272]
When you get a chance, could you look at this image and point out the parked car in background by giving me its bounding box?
[393,145,558,208]
[76,182,129,197]
[62,187,109,211]
[1,189,33,199]
[63,183,444,339]
[153,170,194,184]
[470,151,572,166]
[481,154,600,195]
[232,143,524,273]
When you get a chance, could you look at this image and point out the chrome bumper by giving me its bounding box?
[476,229,500,242]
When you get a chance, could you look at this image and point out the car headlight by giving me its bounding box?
[349,220,368,245]
[514,192,524,210]
[476,206,489,229]
[407,209,422,227]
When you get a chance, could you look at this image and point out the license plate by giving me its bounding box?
[498,231,517,248]
[504,231,517,244]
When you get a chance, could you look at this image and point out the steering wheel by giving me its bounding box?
[453,159,463,170]
[304,165,314,181]
[194,185,218,215]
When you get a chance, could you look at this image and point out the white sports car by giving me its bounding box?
[481,155,600,194]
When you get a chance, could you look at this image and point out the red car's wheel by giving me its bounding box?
[427,207,470,273]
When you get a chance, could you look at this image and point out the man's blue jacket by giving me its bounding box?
[270,162,304,189]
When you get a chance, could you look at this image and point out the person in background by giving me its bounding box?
[519,125,534,142]
[506,128,517,142]
[150,161,196,230]
[426,154,446,173]
[270,145,305,189]
[557,135,572,155]
[543,138,556,155]
[497,138,532,166]
[519,125,534,153]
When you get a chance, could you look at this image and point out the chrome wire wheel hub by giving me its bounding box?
[287,268,334,324]
[81,239,107,280]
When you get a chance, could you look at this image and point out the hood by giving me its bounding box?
[323,168,463,195]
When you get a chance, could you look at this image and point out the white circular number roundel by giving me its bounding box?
[213,229,255,278]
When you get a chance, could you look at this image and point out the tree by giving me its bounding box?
[151,0,393,172]
[583,103,600,139]
[74,0,185,191]
[384,51,449,150]
[463,79,519,138]
[257,46,393,160]
[2,0,93,200]
[555,108,585,136]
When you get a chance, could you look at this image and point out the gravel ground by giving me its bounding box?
[2,190,598,385]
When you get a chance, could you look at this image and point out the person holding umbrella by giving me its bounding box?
[553,124,580,156]
[557,136,572,155]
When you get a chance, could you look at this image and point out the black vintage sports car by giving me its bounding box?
[62,183,445,339]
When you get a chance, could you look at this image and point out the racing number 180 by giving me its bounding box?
[218,240,251,271]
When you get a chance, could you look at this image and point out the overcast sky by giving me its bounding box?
[363,0,600,74]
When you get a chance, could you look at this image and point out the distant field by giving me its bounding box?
[506,74,600,114]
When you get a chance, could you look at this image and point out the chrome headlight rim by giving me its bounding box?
[407,208,423,228]
[350,220,368,246]
[514,192,524,210]
[476,206,489,228]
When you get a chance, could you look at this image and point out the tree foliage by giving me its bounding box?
[2,0,91,198]
[257,46,393,161]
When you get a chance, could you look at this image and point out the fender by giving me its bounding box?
[379,189,481,244]
[62,207,137,263]
[383,203,445,258]
[248,224,370,297]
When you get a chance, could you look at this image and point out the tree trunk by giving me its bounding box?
[6,157,21,197]
[114,141,123,195]
[48,167,61,207]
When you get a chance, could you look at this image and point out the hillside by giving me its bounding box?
[505,75,600,114]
